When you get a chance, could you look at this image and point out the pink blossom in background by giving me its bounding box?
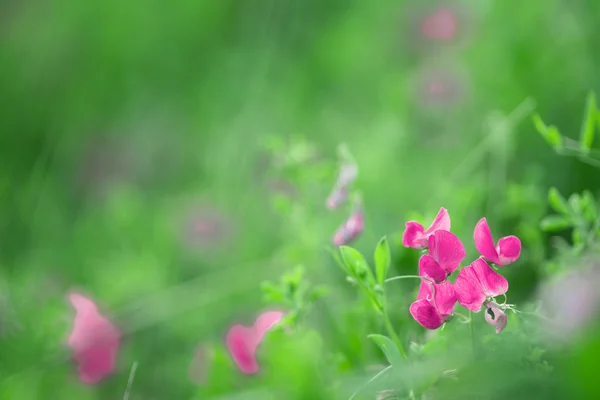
[332,207,365,246]
[415,67,469,110]
[326,162,358,210]
[418,230,466,283]
[226,310,284,374]
[474,218,521,266]
[484,301,507,334]
[420,7,458,41]
[68,293,121,384]
[454,258,509,312]
[410,280,457,330]
[402,207,451,249]
[182,203,234,254]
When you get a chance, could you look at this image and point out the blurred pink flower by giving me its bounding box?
[326,162,358,210]
[402,207,451,249]
[410,280,457,330]
[68,293,121,384]
[484,301,507,334]
[418,230,466,283]
[182,204,234,253]
[474,218,521,266]
[332,207,365,246]
[454,258,508,312]
[420,7,458,41]
[226,310,284,374]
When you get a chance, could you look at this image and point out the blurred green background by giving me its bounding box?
[2,0,600,398]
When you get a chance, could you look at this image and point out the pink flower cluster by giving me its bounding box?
[402,208,521,333]
[68,293,284,384]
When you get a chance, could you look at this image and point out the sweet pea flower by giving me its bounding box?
[226,310,284,374]
[333,207,365,246]
[418,230,466,283]
[68,293,121,384]
[454,258,509,312]
[474,218,521,266]
[402,207,451,249]
[484,301,507,334]
[326,162,358,210]
[420,7,458,41]
[409,280,457,330]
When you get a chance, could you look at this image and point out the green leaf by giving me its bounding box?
[339,246,374,284]
[569,193,582,215]
[374,236,391,285]
[368,334,405,369]
[548,187,570,215]
[540,215,573,232]
[581,190,598,222]
[532,114,563,149]
[580,91,597,154]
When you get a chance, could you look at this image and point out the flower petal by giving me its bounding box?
[416,280,433,301]
[409,299,445,330]
[333,210,365,246]
[473,218,500,264]
[471,258,509,298]
[418,254,447,283]
[429,230,466,274]
[326,187,349,210]
[433,280,457,316]
[424,207,451,234]
[402,221,426,249]
[454,263,487,312]
[226,324,259,374]
[496,235,521,266]
[254,311,284,339]
[484,303,507,334]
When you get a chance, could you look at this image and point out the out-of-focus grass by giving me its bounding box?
[2,0,600,398]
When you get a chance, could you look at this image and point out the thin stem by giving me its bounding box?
[382,306,408,359]
[348,365,392,400]
[123,361,139,400]
[469,310,475,357]
[385,275,425,283]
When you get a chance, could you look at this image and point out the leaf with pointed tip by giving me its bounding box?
[368,334,405,369]
[374,236,391,285]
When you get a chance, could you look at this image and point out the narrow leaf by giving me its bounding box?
[368,334,405,369]
[374,236,391,285]
[540,215,573,232]
[548,187,570,215]
[532,114,563,149]
[580,91,597,154]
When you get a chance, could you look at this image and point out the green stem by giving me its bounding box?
[382,306,408,359]
[469,310,475,357]
[384,275,425,283]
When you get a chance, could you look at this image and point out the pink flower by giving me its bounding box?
[68,293,121,384]
[409,280,457,330]
[420,7,458,41]
[484,302,507,334]
[333,208,365,246]
[226,311,284,374]
[474,218,521,266]
[418,230,466,283]
[326,162,358,210]
[454,258,509,312]
[402,207,451,249]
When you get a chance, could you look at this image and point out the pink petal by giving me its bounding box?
[416,280,433,301]
[424,207,451,234]
[420,8,458,41]
[254,311,284,339]
[68,293,120,384]
[402,221,426,249]
[471,258,509,298]
[473,218,500,264]
[226,324,259,374]
[496,236,521,266]
[337,163,358,188]
[433,280,457,316]
[484,303,507,334]
[409,299,445,330]
[429,230,466,274]
[326,187,349,210]
[418,254,447,283]
[454,264,488,312]
[333,210,364,246]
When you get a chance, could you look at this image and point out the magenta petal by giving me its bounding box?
[454,264,488,312]
[418,255,447,283]
[226,324,259,374]
[254,311,284,339]
[416,280,433,301]
[402,221,426,249]
[496,236,521,266]
[429,230,466,274]
[425,207,451,234]
[473,218,500,264]
[471,258,509,298]
[410,299,445,330]
[484,303,507,334]
[326,187,349,210]
[433,280,457,316]
[333,210,364,246]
